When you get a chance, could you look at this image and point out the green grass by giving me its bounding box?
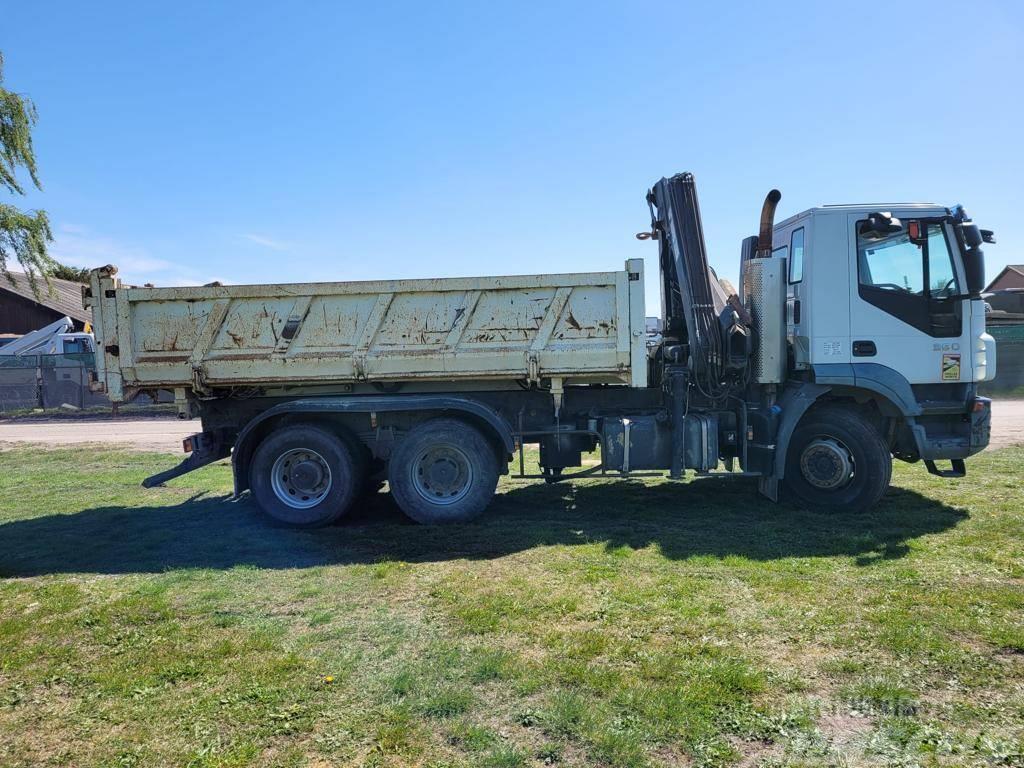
[1,446,1023,767]
[0,403,176,420]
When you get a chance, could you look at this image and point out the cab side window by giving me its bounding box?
[858,233,923,292]
[789,228,805,283]
[926,225,959,298]
[62,338,89,354]
[856,220,961,337]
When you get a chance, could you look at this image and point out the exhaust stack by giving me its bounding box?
[756,189,782,257]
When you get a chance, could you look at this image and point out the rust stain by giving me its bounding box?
[566,311,582,331]
[228,330,245,347]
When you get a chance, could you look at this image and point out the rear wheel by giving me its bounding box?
[783,406,892,513]
[388,418,500,524]
[250,424,358,527]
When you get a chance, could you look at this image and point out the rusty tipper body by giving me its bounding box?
[86,264,647,401]
[85,173,995,527]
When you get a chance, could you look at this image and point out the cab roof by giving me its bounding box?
[775,203,949,230]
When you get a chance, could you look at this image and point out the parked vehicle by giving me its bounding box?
[84,174,996,525]
[0,316,95,356]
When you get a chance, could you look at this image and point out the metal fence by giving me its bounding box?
[985,324,1024,394]
[0,353,112,412]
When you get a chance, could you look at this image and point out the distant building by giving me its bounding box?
[0,272,91,335]
[986,265,1024,293]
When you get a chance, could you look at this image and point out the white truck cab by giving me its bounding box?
[770,203,995,473]
[775,204,995,383]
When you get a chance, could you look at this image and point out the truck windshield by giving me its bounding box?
[857,223,959,298]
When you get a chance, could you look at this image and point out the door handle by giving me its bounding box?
[853,340,877,357]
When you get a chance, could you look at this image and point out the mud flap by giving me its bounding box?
[758,476,779,502]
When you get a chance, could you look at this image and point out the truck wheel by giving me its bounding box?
[250,425,358,527]
[388,418,499,524]
[783,406,892,513]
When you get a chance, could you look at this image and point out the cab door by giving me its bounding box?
[846,213,971,384]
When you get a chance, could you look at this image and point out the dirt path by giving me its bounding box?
[1,399,1022,453]
[0,416,195,453]
[990,398,1024,449]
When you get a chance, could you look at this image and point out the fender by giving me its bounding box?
[772,382,832,479]
[231,395,516,495]
[812,363,922,416]
[774,363,923,479]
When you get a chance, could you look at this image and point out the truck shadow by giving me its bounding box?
[0,478,967,577]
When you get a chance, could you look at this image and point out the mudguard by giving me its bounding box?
[772,382,832,479]
[230,395,516,495]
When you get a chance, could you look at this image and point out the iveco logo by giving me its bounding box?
[932,343,960,351]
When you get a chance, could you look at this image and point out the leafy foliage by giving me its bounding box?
[0,52,55,289]
[49,259,90,284]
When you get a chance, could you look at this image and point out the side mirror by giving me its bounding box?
[981,229,996,244]
[964,246,985,297]
[960,223,983,248]
[859,212,903,241]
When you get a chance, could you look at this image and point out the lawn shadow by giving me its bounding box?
[0,477,967,577]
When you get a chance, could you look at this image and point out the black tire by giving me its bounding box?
[250,424,359,527]
[388,418,500,524]
[783,405,892,513]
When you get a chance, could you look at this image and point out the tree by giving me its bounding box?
[50,260,90,283]
[1,51,55,294]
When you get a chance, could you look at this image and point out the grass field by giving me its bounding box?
[0,446,1022,768]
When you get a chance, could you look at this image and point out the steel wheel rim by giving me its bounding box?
[410,443,474,506]
[271,448,333,509]
[799,437,855,491]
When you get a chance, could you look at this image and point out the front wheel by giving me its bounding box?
[783,406,892,513]
[388,418,500,524]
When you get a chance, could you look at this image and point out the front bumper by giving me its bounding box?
[908,397,991,462]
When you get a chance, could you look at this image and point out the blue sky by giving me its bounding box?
[3,1,1022,310]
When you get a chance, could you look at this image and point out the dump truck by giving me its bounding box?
[83,173,996,526]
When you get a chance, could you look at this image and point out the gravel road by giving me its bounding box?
[1,400,1022,453]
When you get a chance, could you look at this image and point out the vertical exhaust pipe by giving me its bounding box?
[755,189,782,257]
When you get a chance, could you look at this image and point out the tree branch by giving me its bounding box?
[0,204,54,293]
[1,50,52,297]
